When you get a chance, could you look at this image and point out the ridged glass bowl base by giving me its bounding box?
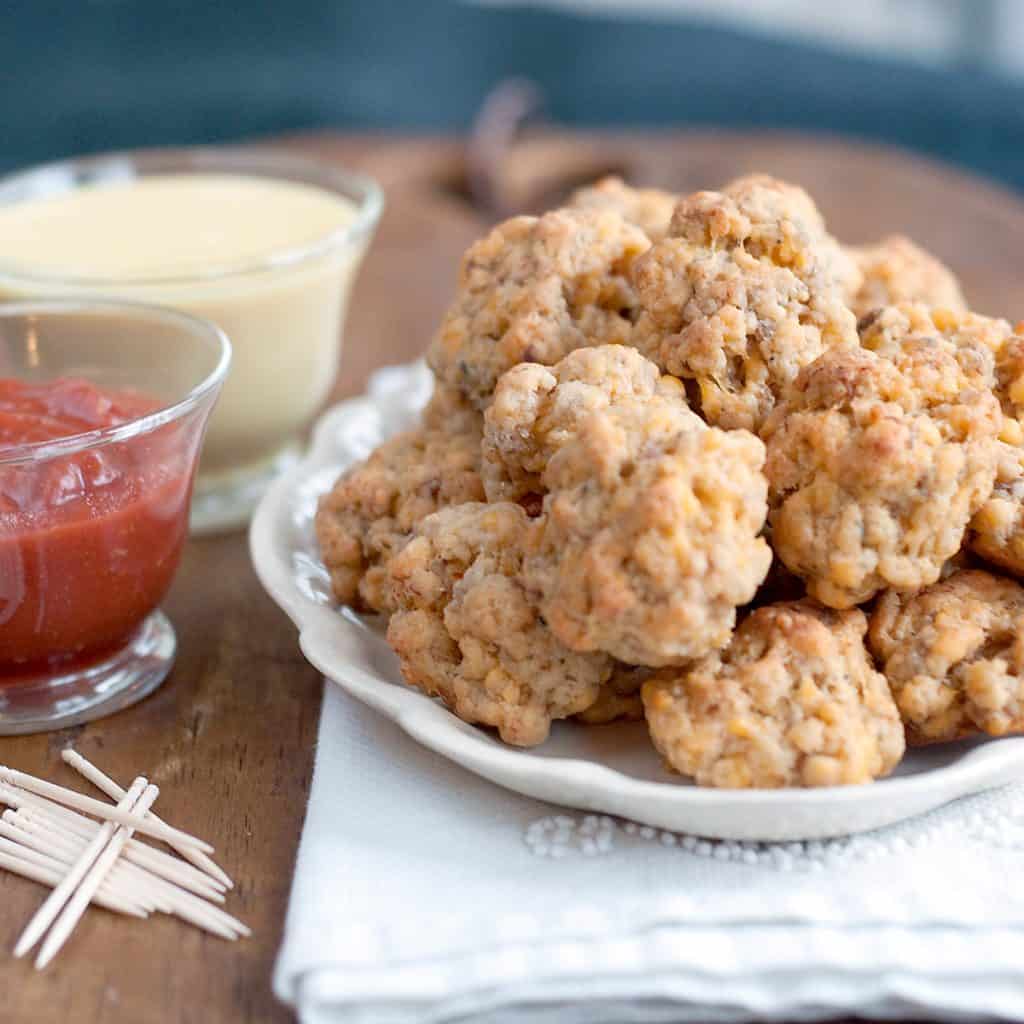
[0,611,175,735]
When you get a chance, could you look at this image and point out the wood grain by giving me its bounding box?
[1,131,1022,1023]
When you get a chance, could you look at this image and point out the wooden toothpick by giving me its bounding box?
[61,750,233,889]
[0,768,213,855]
[14,805,225,902]
[0,848,146,919]
[35,784,160,969]
[13,778,148,959]
[0,757,244,960]
[2,814,161,914]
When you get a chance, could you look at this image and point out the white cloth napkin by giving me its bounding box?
[275,683,1024,1024]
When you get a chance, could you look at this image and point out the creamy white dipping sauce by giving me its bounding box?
[0,173,372,527]
[0,174,359,279]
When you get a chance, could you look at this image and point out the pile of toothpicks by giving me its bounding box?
[0,749,247,969]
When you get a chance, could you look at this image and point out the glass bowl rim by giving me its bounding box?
[0,299,232,466]
[0,144,385,287]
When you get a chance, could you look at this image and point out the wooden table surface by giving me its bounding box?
[2,131,1023,1024]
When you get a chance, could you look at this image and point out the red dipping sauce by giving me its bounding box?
[0,377,194,672]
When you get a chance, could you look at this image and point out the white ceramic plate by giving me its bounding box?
[250,362,1024,841]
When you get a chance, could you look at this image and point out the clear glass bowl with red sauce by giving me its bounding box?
[0,301,230,733]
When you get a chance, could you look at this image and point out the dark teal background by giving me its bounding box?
[4,0,1024,189]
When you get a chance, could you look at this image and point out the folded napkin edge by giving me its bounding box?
[275,922,1024,1008]
[283,961,1024,1024]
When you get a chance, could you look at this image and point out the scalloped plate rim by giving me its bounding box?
[250,376,1024,840]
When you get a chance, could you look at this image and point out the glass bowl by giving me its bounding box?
[0,147,383,534]
[0,300,230,734]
